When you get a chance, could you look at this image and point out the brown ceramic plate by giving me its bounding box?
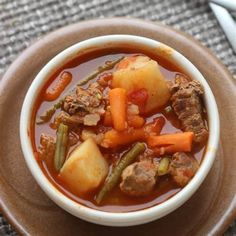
[0,18,236,236]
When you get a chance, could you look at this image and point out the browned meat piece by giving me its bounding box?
[170,74,204,95]
[170,74,208,144]
[62,82,105,127]
[169,152,199,187]
[63,82,104,115]
[54,111,84,127]
[120,161,157,197]
[63,94,86,115]
[97,73,112,87]
[76,84,102,108]
[39,134,55,164]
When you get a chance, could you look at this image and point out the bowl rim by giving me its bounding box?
[20,34,220,226]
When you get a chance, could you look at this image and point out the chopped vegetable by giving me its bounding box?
[60,138,108,195]
[101,128,145,148]
[158,157,170,176]
[83,113,100,126]
[54,123,69,171]
[45,72,72,101]
[148,132,194,155]
[95,142,145,204]
[127,104,139,115]
[127,89,148,113]
[112,56,170,113]
[101,117,165,148]
[109,88,127,131]
[37,57,124,124]
[127,115,145,128]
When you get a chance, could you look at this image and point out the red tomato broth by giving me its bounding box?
[31,47,207,213]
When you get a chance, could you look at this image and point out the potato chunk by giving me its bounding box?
[112,56,170,113]
[60,138,108,195]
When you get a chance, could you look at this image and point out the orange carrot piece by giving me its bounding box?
[147,132,194,154]
[101,128,145,148]
[127,115,145,128]
[109,88,127,131]
[45,72,72,101]
[103,110,113,126]
[101,117,165,148]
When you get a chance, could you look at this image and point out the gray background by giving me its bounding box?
[0,0,235,235]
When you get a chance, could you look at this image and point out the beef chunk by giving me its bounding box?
[62,83,105,127]
[63,94,85,115]
[63,82,104,115]
[170,74,208,144]
[169,152,199,187]
[54,111,84,127]
[120,161,157,197]
[39,134,55,163]
[76,83,103,108]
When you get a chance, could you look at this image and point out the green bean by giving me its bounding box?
[54,123,69,171]
[158,157,170,176]
[95,142,145,204]
[37,57,124,124]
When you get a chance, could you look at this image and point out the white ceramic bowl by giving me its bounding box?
[20,35,219,226]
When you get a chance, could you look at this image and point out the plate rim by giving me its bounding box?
[0,17,235,236]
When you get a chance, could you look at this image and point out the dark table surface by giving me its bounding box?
[0,0,235,235]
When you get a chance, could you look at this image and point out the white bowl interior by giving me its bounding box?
[20,35,219,226]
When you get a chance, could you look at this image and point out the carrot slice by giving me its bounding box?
[147,132,194,154]
[45,72,72,101]
[109,88,127,131]
[127,115,145,128]
[101,128,145,148]
[101,117,165,148]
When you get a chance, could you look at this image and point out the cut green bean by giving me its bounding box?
[95,142,145,204]
[158,157,170,176]
[37,57,124,124]
[54,123,69,171]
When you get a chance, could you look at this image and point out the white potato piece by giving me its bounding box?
[60,138,108,195]
[112,56,170,113]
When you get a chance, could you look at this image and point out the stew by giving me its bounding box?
[32,47,208,213]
